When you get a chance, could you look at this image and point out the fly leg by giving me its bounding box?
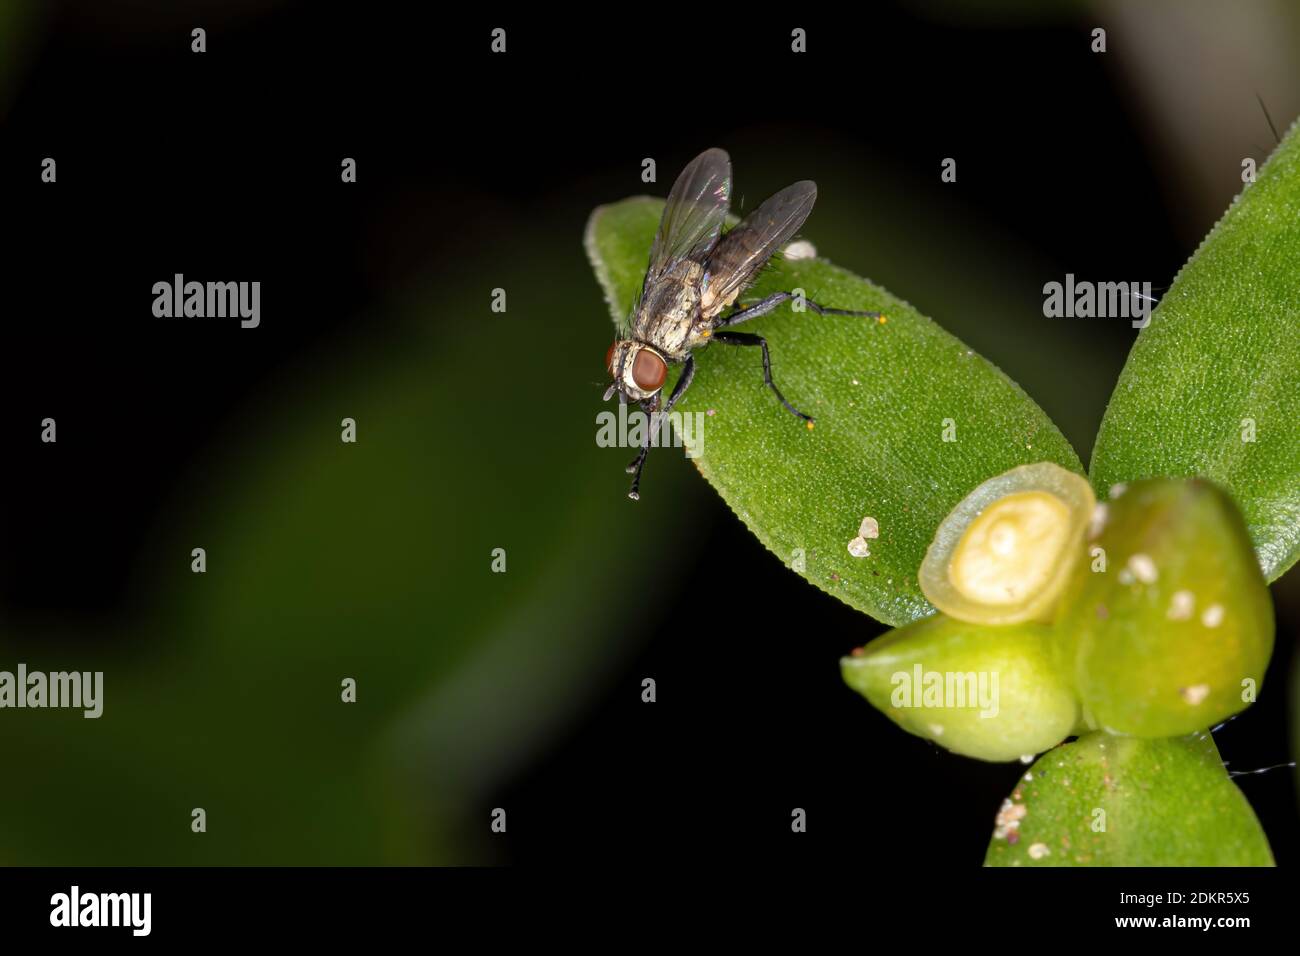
[716,291,880,327]
[710,330,811,423]
[624,393,657,498]
[626,356,695,501]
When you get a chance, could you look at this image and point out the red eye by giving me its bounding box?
[605,342,617,374]
[632,349,667,392]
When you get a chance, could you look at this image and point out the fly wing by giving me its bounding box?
[700,181,816,319]
[644,148,732,284]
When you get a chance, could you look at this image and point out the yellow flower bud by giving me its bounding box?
[919,462,1094,624]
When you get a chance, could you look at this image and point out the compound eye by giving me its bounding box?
[605,342,618,375]
[631,349,667,392]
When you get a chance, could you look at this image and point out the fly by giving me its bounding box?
[603,147,880,499]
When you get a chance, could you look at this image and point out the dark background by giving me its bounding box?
[0,1,1296,865]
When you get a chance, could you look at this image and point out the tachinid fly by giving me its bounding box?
[603,147,879,499]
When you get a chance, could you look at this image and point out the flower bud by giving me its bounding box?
[842,613,1079,762]
[1055,478,1273,737]
[919,462,1095,625]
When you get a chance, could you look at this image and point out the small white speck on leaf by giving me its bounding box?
[858,516,880,539]
[1088,503,1109,539]
[847,536,871,558]
[993,799,1027,841]
[1201,604,1225,628]
[1167,590,1195,620]
[1127,553,1158,584]
[1182,684,1211,705]
[783,239,817,260]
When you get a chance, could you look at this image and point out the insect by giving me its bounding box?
[603,147,880,499]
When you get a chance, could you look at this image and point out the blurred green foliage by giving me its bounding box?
[0,231,691,864]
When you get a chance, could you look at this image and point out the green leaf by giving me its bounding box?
[984,731,1273,866]
[586,197,1082,626]
[1090,121,1300,582]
